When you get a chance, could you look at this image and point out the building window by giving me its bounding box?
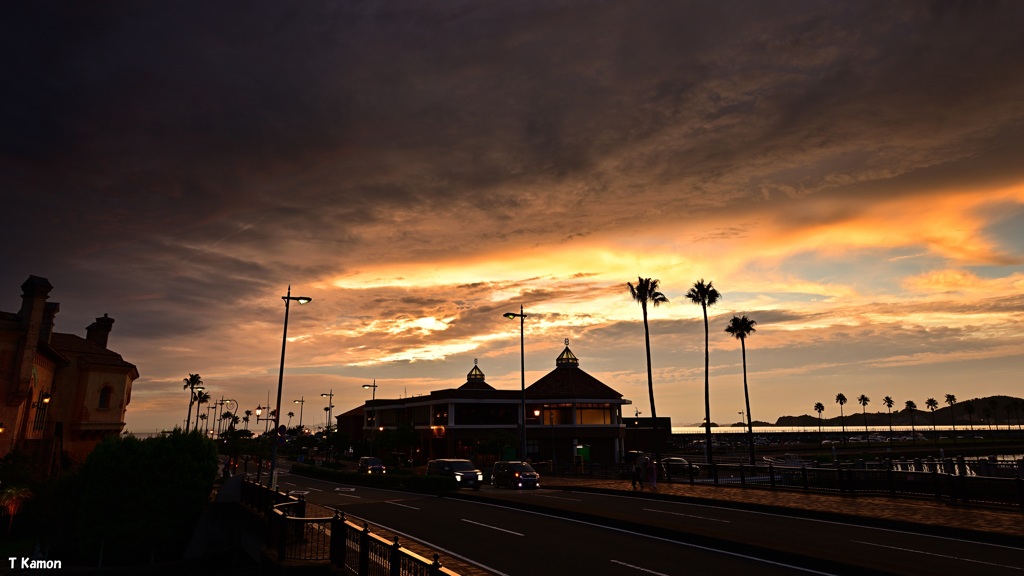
[99,386,113,409]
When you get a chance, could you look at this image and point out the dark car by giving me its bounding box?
[357,456,386,474]
[426,459,483,490]
[491,460,540,489]
[660,457,700,478]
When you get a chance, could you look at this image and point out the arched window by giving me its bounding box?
[99,386,113,409]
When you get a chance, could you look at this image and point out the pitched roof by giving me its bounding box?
[49,332,139,377]
[526,345,623,400]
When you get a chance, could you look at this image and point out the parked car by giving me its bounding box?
[491,461,540,489]
[357,456,386,474]
[426,459,483,490]
[660,457,700,477]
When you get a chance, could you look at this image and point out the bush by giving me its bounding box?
[73,430,219,565]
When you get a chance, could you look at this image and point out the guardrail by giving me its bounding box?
[240,478,459,575]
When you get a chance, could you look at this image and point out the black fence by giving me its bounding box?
[239,478,459,575]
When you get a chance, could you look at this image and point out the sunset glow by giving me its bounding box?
[3,2,1023,433]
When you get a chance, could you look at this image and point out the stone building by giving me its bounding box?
[0,276,139,475]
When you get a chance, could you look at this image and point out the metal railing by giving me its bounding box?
[240,478,459,575]
[545,458,1024,510]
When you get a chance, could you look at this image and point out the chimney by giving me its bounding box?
[18,275,53,337]
[86,313,115,349]
[40,302,60,344]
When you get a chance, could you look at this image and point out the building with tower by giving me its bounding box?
[0,276,139,476]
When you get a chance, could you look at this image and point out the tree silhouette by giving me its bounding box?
[883,396,895,440]
[182,373,203,431]
[835,393,848,445]
[857,395,870,444]
[945,394,957,444]
[905,400,917,444]
[814,402,825,444]
[193,390,211,433]
[925,397,939,442]
[686,279,720,465]
[725,315,757,464]
[963,400,976,441]
[627,277,669,418]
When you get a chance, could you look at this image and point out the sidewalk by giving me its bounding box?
[543,475,1024,539]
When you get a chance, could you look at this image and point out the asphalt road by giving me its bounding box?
[275,471,1024,576]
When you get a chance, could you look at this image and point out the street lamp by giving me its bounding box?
[321,389,335,436]
[362,381,378,456]
[503,305,527,461]
[270,285,312,489]
[293,397,305,429]
[255,404,275,433]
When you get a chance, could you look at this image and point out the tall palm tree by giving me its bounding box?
[857,394,870,444]
[198,412,208,434]
[725,315,757,464]
[287,411,295,427]
[987,398,1000,428]
[982,406,994,431]
[883,396,895,440]
[835,393,848,445]
[244,409,253,430]
[925,397,939,441]
[182,373,203,431]
[945,394,957,444]
[685,279,721,465]
[963,400,976,441]
[814,402,825,444]
[905,400,918,444]
[193,390,211,433]
[627,277,669,418]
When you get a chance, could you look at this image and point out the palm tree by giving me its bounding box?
[0,486,32,533]
[945,394,957,444]
[725,315,757,464]
[905,400,918,444]
[182,373,203,431]
[857,394,870,444]
[198,412,208,434]
[814,402,825,444]
[627,277,670,418]
[194,390,211,433]
[982,406,994,431]
[835,393,848,445]
[220,410,234,435]
[963,400,976,441]
[685,279,721,465]
[287,411,295,427]
[987,398,1000,428]
[883,396,895,440]
[925,397,939,442]
[244,409,253,430]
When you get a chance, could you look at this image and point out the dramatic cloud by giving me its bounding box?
[2,1,1022,432]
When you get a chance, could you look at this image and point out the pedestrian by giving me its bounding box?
[631,453,643,490]
[647,456,658,491]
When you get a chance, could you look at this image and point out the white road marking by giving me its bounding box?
[643,508,731,523]
[387,501,420,510]
[610,559,670,575]
[533,494,581,501]
[852,540,1023,570]
[461,519,525,536]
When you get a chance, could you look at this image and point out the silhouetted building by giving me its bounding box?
[0,276,139,476]
[351,342,633,468]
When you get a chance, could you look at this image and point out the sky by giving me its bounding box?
[2,1,1023,434]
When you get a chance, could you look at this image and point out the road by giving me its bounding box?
[274,470,1024,576]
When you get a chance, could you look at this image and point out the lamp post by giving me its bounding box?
[503,305,527,461]
[362,380,378,456]
[269,286,312,489]
[321,390,335,436]
[293,397,305,429]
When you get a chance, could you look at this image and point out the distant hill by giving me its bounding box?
[773,395,1023,428]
